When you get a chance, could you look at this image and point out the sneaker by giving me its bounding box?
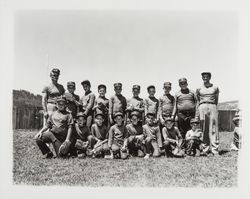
[104,154,114,159]
[144,154,150,159]
[77,153,86,159]
[45,152,53,159]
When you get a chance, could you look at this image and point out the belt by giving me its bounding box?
[199,102,216,105]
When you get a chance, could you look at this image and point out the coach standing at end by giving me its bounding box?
[42,68,65,123]
[196,72,220,156]
[172,78,199,139]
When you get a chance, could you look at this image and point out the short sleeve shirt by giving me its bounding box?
[46,110,73,135]
[42,83,65,104]
[126,123,143,136]
[196,84,219,104]
[175,89,197,112]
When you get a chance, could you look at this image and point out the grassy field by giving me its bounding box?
[13,130,238,187]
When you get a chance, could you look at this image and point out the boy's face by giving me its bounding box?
[77,116,86,127]
[67,86,75,94]
[148,88,155,97]
[165,121,174,129]
[179,82,188,90]
[202,74,211,84]
[57,102,66,111]
[163,87,171,94]
[95,115,104,126]
[114,87,122,95]
[191,123,199,131]
[50,74,59,82]
[131,115,139,125]
[99,88,106,97]
[82,84,90,92]
[115,116,123,125]
[132,89,140,97]
[146,115,154,125]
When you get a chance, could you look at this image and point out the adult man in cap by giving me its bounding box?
[126,111,145,157]
[35,96,74,158]
[93,84,109,126]
[126,85,144,124]
[158,82,175,122]
[109,83,127,125]
[172,78,199,139]
[64,81,81,119]
[196,72,220,155]
[144,85,159,123]
[42,68,65,123]
[80,80,96,128]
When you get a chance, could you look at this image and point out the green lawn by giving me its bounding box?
[13,130,238,187]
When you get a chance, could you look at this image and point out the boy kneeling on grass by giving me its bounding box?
[162,117,184,158]
[35,97,74,158]
[143,112,162,159]
[185,118,202,156]
[73,112,92,159]
[107,112,128,159]
[88,112,110,158]
[126,111,145,157]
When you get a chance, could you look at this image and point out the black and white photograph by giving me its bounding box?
[1,0,250,198]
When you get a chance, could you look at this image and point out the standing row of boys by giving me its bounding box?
[35,68,220,159]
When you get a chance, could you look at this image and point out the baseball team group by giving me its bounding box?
[34,68,240,160]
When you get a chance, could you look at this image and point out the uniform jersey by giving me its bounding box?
[46,110,73,136]
[175,89,197,112]
[185,129,202,140]
[75,124,90,141]
[42,83,65,104]
[158,94,175,116]
[91,123,108,140]
[94,96,109,116]
[64,92,80,118]
[127,97,144,119]
[144,97,159,116]
[108,124,128,147]
[80,91,95,115]
[109,94,127,116]
[162,126,182,141]
[126,123,143,136]
[196,84,219,105]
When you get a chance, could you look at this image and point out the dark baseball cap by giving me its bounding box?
[163,82,171,88]
[114,83,122,88]
[201,72,211,77]
[190,118,200,124]
[98,84,107,90]
[179,78,187,84]
[147,85,155,91]
[132,85,140,90]
[131,111,140,117]
[81,80,91,86]
[67,81,75,87]
[114,112,123,118]
[50,68,60,76]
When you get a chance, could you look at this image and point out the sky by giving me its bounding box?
[14,10,239,102]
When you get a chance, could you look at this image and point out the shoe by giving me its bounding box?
[77,153,86,159]
[104,154,114,159]
[45,152,53,159]
[144,154,150,159]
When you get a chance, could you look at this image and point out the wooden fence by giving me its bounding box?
[12,106,237,131]
[12,106,44,130]
[218,110,237,132]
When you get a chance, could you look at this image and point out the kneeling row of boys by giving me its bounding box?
[35,97,204,159]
